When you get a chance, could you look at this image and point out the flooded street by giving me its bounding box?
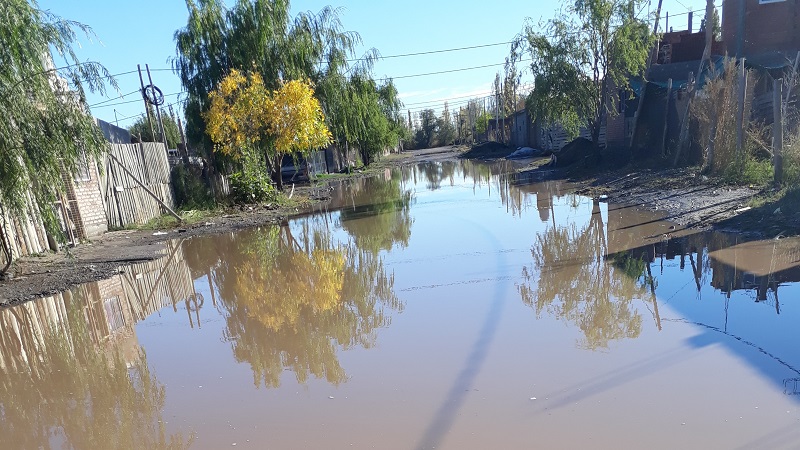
[2,160,800,449]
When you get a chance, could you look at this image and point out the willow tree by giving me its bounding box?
[205,70,331,190]
[173,0,358,163]
[511,0,654,149]
[0,0,115,271]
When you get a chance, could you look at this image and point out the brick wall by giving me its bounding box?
[723,0,800,57]
[65,157,108,239]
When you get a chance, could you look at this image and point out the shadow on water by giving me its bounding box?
[414,218,509,450]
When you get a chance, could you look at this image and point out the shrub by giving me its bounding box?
[229,169,276,203]
[171,164,215,210]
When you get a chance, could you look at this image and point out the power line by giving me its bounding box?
[402,91,493,107]
[91,91,185,109]
[380,59,530,81]
[89,88,141,107]
[374,41,513,61]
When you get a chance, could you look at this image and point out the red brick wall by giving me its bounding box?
[723,0,800,57]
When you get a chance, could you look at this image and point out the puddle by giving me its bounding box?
[2,160,800,448]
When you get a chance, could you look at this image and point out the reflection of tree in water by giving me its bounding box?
[210,222,402,388]
[517,201,652,350]
[339,175,413,254]
[0,293,193,449]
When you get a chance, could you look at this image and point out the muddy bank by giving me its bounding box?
[0,144,780,305]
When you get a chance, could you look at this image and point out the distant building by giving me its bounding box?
[722,0,800,63]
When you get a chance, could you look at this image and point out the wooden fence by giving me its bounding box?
[0,193,51,267]
[120,239,196,322]
[101,143,175,228]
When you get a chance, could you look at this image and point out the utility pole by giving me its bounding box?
[146,64,168,147]
[774,79,784,185]
[495,92,500,142]
[629,0,664,149]
[137,64,156,142]
[736,59,747,155]
[169,104,190,165]
[408,109,412,130]
[501,81,506,144]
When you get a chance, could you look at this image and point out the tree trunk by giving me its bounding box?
[274,156,284,191]
[0,205,13,275]
[264,149,283,191]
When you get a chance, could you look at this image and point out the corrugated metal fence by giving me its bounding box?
[101,143,175,228]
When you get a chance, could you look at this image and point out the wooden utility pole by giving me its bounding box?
[137,64,156,142]
[146,64,168,147]
[673,72,695,166]
[785,51,800,106]
[500,81,506,144]
[495,92,500,142]
[675,0,715,167]
[701,0,716,171]
[169,104,190,165]
[736,59,747,155]
[661,78,673,156]
[774,79,784,185]
[629,0,664,149]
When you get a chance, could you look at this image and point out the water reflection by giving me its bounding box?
[182,217,403,388]
[0,242,195,449]
[3,158,800,447]
[338,175,414,254]
[517,199,652,349]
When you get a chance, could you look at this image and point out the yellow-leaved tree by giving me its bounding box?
[205,69,332,191]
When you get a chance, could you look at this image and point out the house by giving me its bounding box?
[722,0,800,63]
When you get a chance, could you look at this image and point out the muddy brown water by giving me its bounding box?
[2,160,800,449]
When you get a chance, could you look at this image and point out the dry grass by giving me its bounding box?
[691,57,772,184]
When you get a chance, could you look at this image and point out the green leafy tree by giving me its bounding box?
[415,109,438,149]
[128,105,182,148]
[436,102,456,146]
[511,0,654,149]
[0,0,116,272]
[174,0,358,166]
[475,111,492,135]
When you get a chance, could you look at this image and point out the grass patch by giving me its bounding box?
[132,208,222,231]
[723,155,773,186]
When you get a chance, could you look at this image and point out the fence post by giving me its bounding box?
[773,79,783,185]
[736,58,747,155]
[673,72,695,166]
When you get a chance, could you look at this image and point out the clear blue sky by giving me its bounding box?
[36,0,709,129]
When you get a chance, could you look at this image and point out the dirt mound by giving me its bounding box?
[550,137,594,167]
[460,141,513,160]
